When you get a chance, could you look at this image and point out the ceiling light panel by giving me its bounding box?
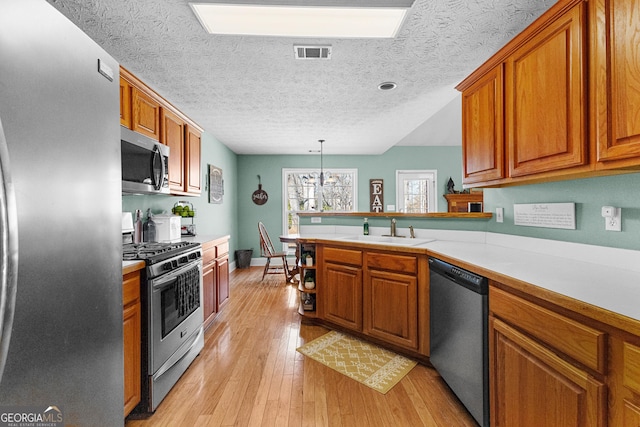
[190,3,410,38]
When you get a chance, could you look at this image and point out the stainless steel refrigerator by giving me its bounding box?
[0,1,123,425]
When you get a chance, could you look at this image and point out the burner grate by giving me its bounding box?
[123,241,200,262]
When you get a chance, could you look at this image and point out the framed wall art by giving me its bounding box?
[209,164,224,204]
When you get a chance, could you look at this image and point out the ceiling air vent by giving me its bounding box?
[294,45,332,60]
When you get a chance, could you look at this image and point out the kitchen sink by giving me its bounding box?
[336,235,435,246]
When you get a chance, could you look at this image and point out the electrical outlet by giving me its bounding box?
[602,206,621,231]
[496,207,504,223]
[311,217,321,224]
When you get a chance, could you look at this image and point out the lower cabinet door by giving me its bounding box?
[321,262,362,331]
[202,263,216,329]
[123,301,141,417]
[491,317,605,427]
[364,269,418,350]
[216,255,230,311]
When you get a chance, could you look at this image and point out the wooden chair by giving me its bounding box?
[258,222,290,281]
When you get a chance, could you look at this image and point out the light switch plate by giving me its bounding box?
[496,207,504,223]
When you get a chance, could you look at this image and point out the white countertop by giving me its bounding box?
[298,225,640,322]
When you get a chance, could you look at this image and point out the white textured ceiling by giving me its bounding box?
[47,0,555,155]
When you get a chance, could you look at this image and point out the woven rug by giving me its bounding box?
[296,330,417,394]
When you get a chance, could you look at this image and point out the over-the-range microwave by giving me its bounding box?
[121,126,169,195]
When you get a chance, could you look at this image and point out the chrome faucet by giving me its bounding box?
[409,225,415,238]
[390,218,397,237]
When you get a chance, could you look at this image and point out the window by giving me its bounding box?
[283,168,358,235]
[396,170,437,213]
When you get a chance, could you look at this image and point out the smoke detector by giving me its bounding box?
[294,45,332,60]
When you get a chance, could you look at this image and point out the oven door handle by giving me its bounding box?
[152,325,203,380]
[150,262,201,292]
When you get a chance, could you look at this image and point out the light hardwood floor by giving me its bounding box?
[125,267,477,427]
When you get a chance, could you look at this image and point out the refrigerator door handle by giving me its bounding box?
[0,115,19,383]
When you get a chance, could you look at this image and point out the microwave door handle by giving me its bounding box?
[0,115,19,383]
[152,144,163,191]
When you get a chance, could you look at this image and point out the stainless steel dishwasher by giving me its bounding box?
[429,257,489,427]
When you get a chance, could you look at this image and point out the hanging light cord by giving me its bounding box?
[319,139,325,187]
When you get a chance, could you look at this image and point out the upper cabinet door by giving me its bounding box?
[120,77,132,128]
[461,65,505,185]
[506,3,587,178]
[185,125,201,195]
[161,108,186,193]
[593,0,640,165]
[132,87,160,141]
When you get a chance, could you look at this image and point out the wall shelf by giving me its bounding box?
[297,211,492,219]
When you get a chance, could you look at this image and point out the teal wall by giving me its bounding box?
[236,145,464,254]
[294,171,640,251]
[483,173,640,250]
[122,131,239,256]
[120,115,640,259]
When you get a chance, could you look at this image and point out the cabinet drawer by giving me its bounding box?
[202,246,216,265]
[122,271,140,307]
[216,241,229,258]
[623,342,640,395]
[323,247,362,266]
[490,287,605,373]
[366,252,416,274]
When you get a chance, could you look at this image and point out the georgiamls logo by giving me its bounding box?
[0,405,64,426]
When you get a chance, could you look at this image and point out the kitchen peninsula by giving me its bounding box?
[291,228,640,427]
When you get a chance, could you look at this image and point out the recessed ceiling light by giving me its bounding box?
[378,82,397,91]
[189,1,414,38]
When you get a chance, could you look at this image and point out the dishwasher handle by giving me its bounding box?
[429,257,488,295]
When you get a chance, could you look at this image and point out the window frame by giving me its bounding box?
[395,169,438,213]
[282,168,358,237]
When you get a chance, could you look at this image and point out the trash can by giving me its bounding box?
[235,249,253,269]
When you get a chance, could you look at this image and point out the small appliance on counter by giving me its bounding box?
[153,213,181,242]
[122,212,134,244]
[173,201,197,236]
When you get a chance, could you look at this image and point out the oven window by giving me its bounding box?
[160,266,200,338]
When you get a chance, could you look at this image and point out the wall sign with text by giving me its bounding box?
[370,179,384,213]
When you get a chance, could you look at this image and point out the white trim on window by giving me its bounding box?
[395,169,438,213]
[282,168,358,237]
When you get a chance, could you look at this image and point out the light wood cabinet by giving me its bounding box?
[202,243,217,329]
[443,193,483,213]
[120,77,132,128]
[315,243,429,356]
[608,336,640,427]
[319,246,363,331]
[123,269,142,418]
[505,2,587,177]
[491,318,606,426]
[202,236,230,330]
[461,65,505,185]
[160,110,201,196]
[455,0,640,187]
[216,242,230,311]
[119,66,202,196]
[490,286,607,426]
[363,252,418,350]
[161,108,186,193]
[592,0,640,168]
[185,125,202,195]
[131,87,161,141]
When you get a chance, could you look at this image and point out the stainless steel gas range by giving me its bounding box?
[124,241,204,413]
